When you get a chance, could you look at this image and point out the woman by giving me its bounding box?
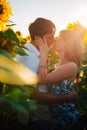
[37,29,82,130]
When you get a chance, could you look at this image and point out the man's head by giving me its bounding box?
[28,17,56,47]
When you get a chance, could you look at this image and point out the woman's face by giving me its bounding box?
[53,35,64,53]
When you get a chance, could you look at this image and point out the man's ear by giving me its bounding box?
[33,36,39,50]
[35,35,39,41]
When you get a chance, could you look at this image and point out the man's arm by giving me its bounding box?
[29,88,78,105]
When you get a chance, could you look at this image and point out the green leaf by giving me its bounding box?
[0,94,6,103]
[0,49,12,58]
[28,100,37,111]
[7,98,30,115]
[32,107,52,121]
[6,88,25,99]
[3,29,20,45]
[6,24,16,27]
[14,47,28,56]
[16,85,35,96]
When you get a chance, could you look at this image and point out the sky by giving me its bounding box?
[9,0,87,37]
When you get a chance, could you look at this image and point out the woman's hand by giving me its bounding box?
[37,36,51,56]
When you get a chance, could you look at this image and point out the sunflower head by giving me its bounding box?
[0,0,13,30]
[0,4,3,14]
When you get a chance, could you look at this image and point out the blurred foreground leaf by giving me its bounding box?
[0,50,38,85]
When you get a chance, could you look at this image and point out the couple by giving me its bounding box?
[16,17,82,130]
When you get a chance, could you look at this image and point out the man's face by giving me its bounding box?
[44,32,55,47]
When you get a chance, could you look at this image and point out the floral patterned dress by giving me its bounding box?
[48,80,80,130]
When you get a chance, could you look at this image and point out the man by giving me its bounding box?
[16,17,77,129]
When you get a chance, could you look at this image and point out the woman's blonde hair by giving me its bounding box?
[60,30,82,67]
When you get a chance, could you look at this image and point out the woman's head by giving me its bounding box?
[54,29,82,67]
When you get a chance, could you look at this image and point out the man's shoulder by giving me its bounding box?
[25,43,39,54]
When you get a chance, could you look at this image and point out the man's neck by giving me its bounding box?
[31,40,39,50]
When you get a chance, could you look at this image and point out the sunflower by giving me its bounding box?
[0,0,13,30]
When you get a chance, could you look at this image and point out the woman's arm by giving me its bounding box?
[37,37,77,84]
[38,61,77,84]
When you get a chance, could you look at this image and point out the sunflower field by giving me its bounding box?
[0,0,87,129]
[0,0,38,129]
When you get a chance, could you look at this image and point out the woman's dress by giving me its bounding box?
[48,80,80,130]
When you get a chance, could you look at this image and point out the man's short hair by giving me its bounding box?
[28,17,56,40]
